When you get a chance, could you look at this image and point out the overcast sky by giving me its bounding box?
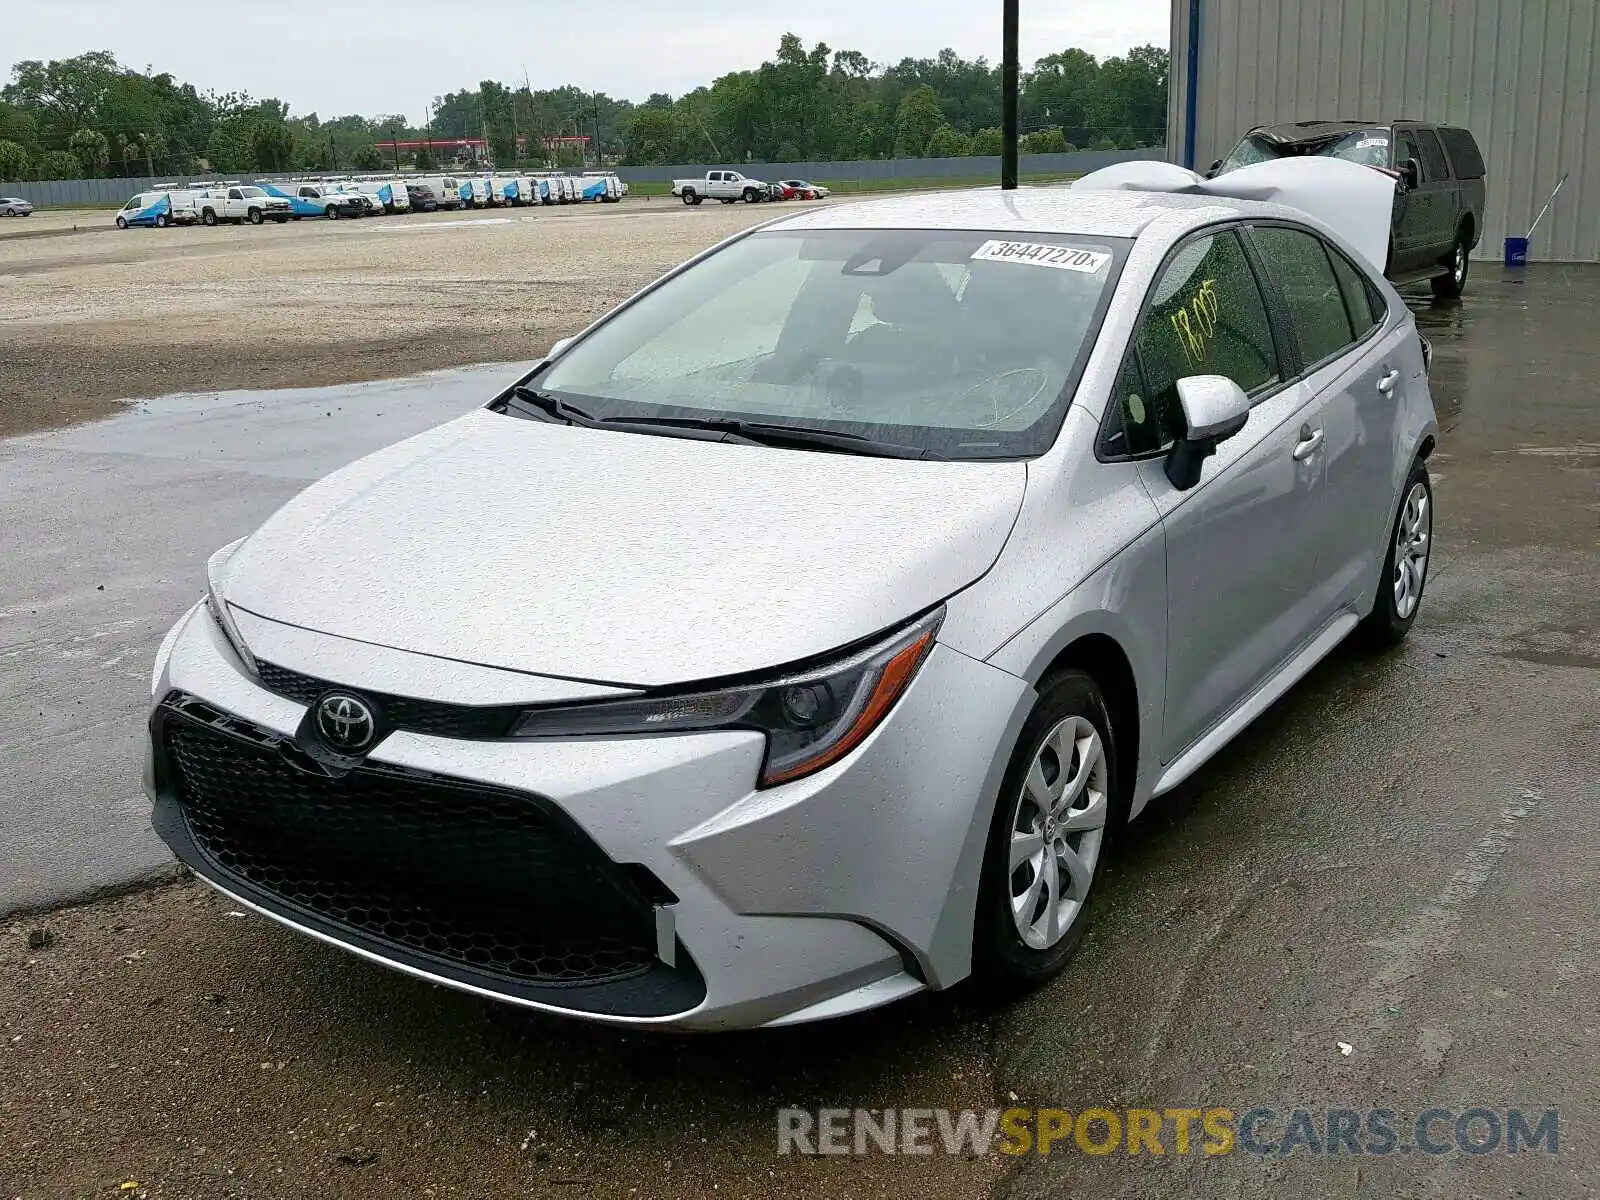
[10,0,1170,124]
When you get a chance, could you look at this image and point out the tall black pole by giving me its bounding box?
[1001,0,1019,189]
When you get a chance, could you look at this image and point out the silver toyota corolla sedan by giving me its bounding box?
[147,170,1437,1031]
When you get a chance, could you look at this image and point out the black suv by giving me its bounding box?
[1210,120,1487,298]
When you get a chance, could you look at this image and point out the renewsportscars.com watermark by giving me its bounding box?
[777,1107,1560,1158]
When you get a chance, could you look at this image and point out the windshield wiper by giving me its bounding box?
[599,415,944,460]
[502,386,606,427]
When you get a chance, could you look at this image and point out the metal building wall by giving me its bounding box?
[1169,0,1600,262]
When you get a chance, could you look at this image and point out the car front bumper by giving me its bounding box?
[146,604,1032,1030]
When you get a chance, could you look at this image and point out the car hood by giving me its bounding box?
[218,409,1027,687]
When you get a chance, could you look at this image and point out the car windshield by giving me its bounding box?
[530,228,1128,459]
[1219,128,1390,173]
[239,187,265,198]
[1312,131,1391,167]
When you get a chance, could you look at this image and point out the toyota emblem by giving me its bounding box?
[315,693,376,752]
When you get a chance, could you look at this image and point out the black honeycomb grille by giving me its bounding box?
[164,712,658,986]
[255,662,522,740]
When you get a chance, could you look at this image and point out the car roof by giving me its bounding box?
[1249,120,1384,144]
[765,185,1302,240]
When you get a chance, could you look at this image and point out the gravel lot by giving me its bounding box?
[0,200,779,436]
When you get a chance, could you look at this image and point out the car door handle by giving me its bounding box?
[1377,369,1401,394]
[1292,426,1324,461]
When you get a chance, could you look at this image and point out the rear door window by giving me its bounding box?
[1250,226,1358,369]
[1416,130,1452,182]
[1327,247,1386,334]
[1438,127,1486,178]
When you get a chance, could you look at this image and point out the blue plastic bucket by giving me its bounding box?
[1504,236,1530,266]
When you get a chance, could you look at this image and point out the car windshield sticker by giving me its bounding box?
[1355,137,1388,149]
[971,240,1111,273]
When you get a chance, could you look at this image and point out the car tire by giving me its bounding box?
[1431,235,1469,299]
[116,216,128,229]
[4,207,14,217]
[247,208,264,225]
[973,668,1120,993]
[680,189,697,205]
[155,214,170,228]
[1359,459,1433,649]
[201,209,217,227]
[742,188,760,203]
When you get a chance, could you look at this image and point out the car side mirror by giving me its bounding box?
[1400,158,1421,190]
[1165,375,1250,490]
[1206,159,1223,178]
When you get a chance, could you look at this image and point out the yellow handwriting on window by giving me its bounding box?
[1170,279,1221,367]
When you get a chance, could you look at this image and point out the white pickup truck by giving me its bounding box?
[195,185,293,226]
[671,170,772,205]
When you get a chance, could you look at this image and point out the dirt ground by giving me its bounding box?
[0,201,779,437]
[1,879,1004,1200]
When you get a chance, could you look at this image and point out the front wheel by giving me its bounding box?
[680,189,697,205]
[116,216,128,229]
[326,206,339,219]
[1431,236,1469,299]
[742,188,760,203]
[247,208,264,225]
[973,669,1118,991]
[1359,460,1433,648]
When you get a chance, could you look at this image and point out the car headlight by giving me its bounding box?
[205,539,258,676]
[511,609,943,787]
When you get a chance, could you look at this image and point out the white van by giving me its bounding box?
[114,189,199,229]
[365,179,412,214]
[414,176,465,210]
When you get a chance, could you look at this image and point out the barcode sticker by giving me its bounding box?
[971,240,1111,273]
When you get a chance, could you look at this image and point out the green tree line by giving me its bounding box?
[622,37,1167,164]
[0,38,1166,183]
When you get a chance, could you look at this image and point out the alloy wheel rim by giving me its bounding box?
[1008,715,1108,950]
[1393,482,1431,619]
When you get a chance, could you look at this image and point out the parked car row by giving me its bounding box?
[671,170,830,205]
[112,170,634,230]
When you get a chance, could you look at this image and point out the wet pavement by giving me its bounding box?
[0,266,1596,1199]
[0,362,531,914]
[998,265,1600,1197]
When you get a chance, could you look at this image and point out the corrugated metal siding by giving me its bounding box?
[1170,0,1600,262]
